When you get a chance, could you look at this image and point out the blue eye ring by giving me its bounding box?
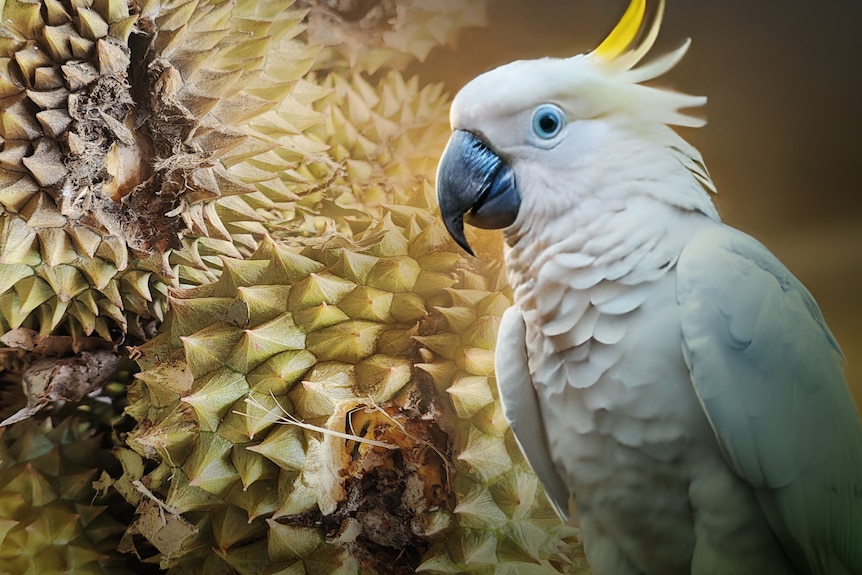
[531,104,566,139]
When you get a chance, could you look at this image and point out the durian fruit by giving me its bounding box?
[116,10,589,569]
[123,214,587,573]
[0,0,324,353]
[272,3,489,241]
[0,416,138,575]
[0,1,591,574]
[297,0,487,74]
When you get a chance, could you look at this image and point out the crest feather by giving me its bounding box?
[621,37,691,84]
[571,0,705,128]
[591,0,666,72]
[592,0,647,61]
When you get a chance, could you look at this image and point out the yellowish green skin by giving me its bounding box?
[125,221,585,574]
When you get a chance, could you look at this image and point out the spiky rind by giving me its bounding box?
[0,0,326,349]
[118,25,587,567]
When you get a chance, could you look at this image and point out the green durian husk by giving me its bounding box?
[9,1,592,571]
[115,21,589,569]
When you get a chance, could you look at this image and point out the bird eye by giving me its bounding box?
[531,104,566,139]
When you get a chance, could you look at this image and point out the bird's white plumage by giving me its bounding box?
[495,306,571,520]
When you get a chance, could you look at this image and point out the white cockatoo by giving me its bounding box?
[435,1,862,573]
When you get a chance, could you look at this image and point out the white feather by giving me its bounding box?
[495,306,572,521]
[678,224,862,575]
[620,38,691,85]
[592,314,628,345]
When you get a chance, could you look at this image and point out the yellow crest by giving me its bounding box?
[593,0,646,60]
[590,0,666,70]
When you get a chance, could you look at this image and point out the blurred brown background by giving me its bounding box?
[413,0,862,407]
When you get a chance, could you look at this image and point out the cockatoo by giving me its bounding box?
[435,1,862,573]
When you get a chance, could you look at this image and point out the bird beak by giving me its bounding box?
[436,130,520,256]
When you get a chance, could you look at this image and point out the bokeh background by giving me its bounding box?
[411,0,862,408]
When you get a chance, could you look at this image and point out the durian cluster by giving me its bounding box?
[1,0,592,573]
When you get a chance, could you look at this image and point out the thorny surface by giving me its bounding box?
[42,22,157,251]
[80,17,203,257]
[17,4,231,259]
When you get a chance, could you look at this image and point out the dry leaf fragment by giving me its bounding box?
[119,496,198,560]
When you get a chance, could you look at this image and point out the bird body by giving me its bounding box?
[436,1,862,573]
[501,205,804,573]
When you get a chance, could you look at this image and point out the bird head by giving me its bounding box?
[436,0,717,255]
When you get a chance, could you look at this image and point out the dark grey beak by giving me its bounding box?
[436,130,520,255]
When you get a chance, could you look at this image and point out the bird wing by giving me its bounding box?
[676,223,862,575]
[496,305,572,521]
